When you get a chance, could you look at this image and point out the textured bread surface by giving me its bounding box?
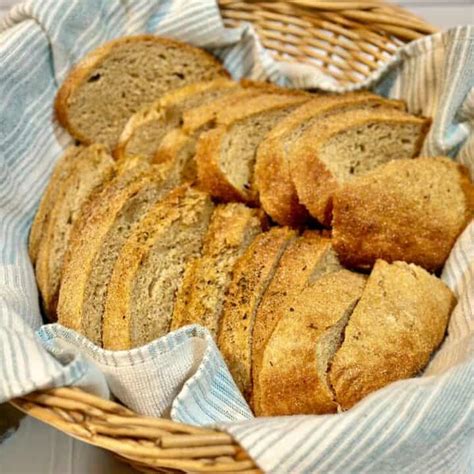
[35,145,115,320]
[291,108,430,225]
[171,203,263,338]
[102,185,214,350]
[115,79,236,161]
[196,94,309,203]
[58,161,173,346]
[29,146,84,265]
[255,93,406,226]
[218,227,297,398]
[251,232,341,413]
[256,270,366,416]
[55,35,228,149]
[333,157,474,272]
[329,260,455,410]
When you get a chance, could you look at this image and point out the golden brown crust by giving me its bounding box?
[114,79,236,161]
[290,109,430,225]
[255,93,406,227]
[217,227,296,399]
[55,35,229,145]
[256,270,366,416]
[332,157,474,272]
[251,232,333,413]
[29,146,82,264]
[329,260,456,410]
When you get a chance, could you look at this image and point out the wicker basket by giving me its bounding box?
[10,1,437,473]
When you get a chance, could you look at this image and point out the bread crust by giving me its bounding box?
[55,35,229,146]
[290,109,431,225]
[256,270,366,416]
[329,260,455,410]
[332,157,474,271]
[255,93,406,227]
[217,227,296,399]
[114,79,236,161]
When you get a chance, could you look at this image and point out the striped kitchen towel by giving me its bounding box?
[0,1,473,472]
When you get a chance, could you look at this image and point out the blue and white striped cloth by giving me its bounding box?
[0,1,472,472]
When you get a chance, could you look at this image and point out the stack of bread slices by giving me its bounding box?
[30,36,474,415]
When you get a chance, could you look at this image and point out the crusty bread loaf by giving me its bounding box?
[102,185,214,350]
[329,260,456,410]
[35,145,115,320]
[114,79,237,161]
[58,160,175,346]
[217,227,296,398]
[255,93,406,226]
[256,270,366,416]
[171,203,263,338]
[251,232,342,413]
[291,108,431,225]
[332,157,474,272]
[196,94,310,203]
[55,35,228,149]
[29,146,83,265]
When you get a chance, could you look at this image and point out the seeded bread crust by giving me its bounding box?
[329,260,456,410]
[256,270,366,416]
[114,78,236,161]
[102,185,213,350]
[217,227,296,399]
[255,93,406,226]
[171,203,263,338]
[55,35,229,148]
[332,157,474,272]
[290,108,431,226]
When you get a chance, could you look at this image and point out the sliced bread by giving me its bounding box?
[329,260,456,410]
[290,108,431,225]
[255,93,406,226]
[114,78,237,161]
[196,93,310,203]
[217,227,297,398]
[58,161,175,346]
[170,203,263,338]
[35,145,115,320]
[29,146,84,265]
[102,185,214,350]
[332,157,474,272]
[255,269,366,416]
[251,232,342,413]
[55,35,228,149]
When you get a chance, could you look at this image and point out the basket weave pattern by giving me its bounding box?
[11,1,435,473]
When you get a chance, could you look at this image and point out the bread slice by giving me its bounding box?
[290,108,431,225]
[170,203,263,338]
[55,35,228,149]
[256,269,366,416]
[35,145,115,320]
[251,232,342,413]
[102,185,214,350]
[196,93,310,203]
[333,157,474,272]
[329,260,456,411]
[57,161,175,346]
[217,227,297,399]
[29,146,84,265]
[255,93,406,226]
[114,78,237,161]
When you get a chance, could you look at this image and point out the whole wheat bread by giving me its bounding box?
[332,156,474,272]
[55,35,228,149]
[102,185,214,350]
[217,227,296,399]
